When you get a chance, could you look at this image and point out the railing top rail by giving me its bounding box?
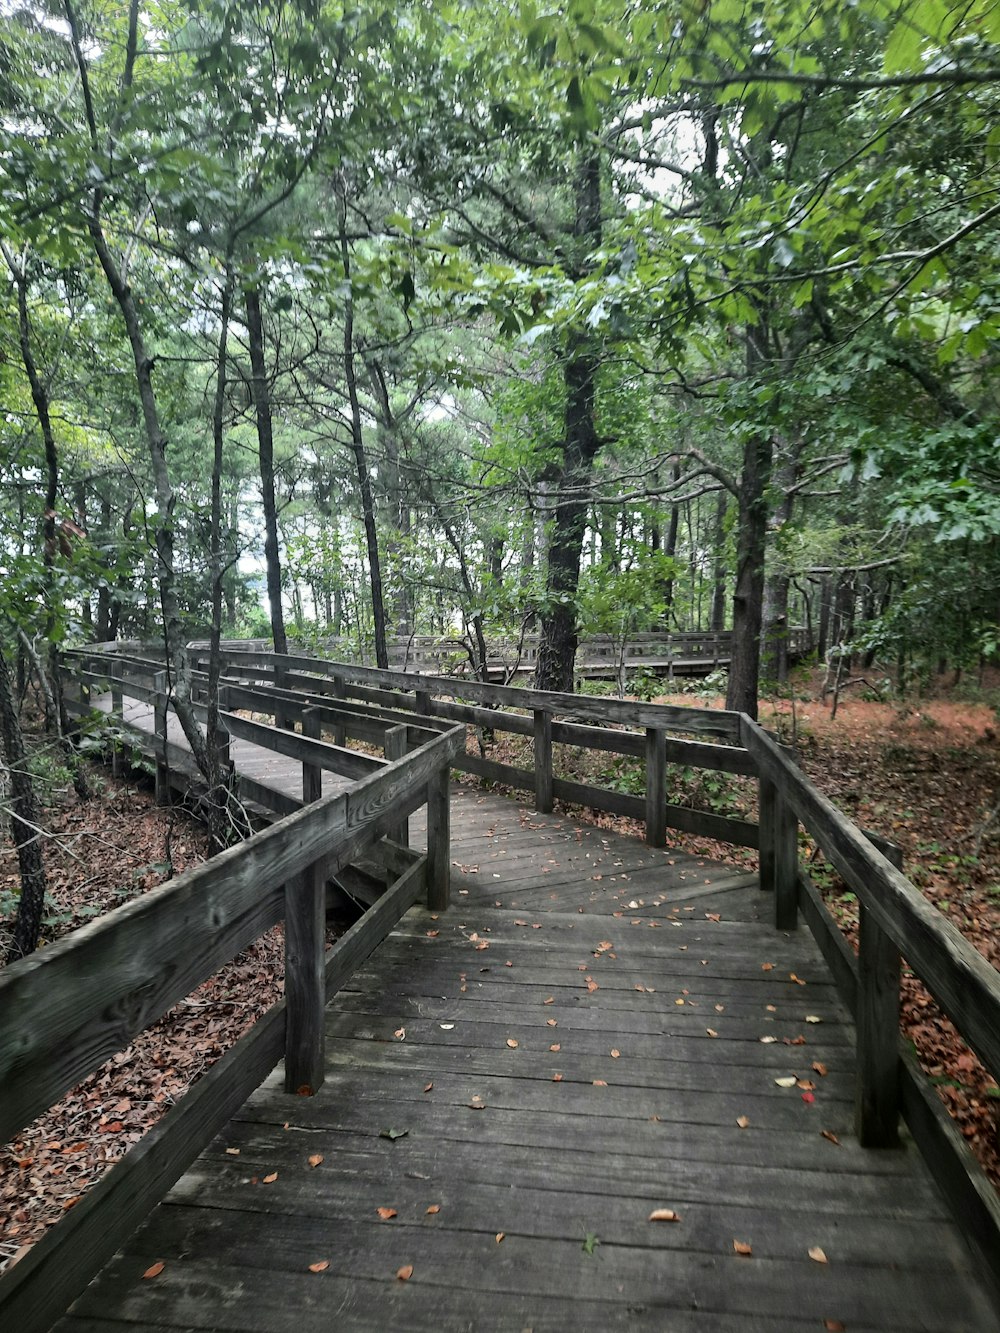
[741,715,1000,1084]
[0,719,463,1148]
[212,648,744,741]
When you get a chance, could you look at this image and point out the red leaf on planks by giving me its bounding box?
[802,1092,816,1104]
[308,1261,329,1273]
[142,1262,165,1280]
[396,1264,414,1281]
[376,1207,398,1220]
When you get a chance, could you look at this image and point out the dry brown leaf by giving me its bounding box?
[142,1262,165,1280]
[262,1171,278,1184]
[610,1048,621,1058]
[821,1130,841,1146]
[543,996,555,1005]
[394,1027,406,1040]
[706,1028,718,1038]
[225,1147,240,1156]
[761,962,775,972]
[468,1097,485,1110]
[593,1079,608,1087]
[552,1073,563,1082]
[426,1204,440,1215]
[549,1043,561,1052]
[809,1246,829,1264]
[506,1038,519,1049]
[648,1209,681,1222]
[546,1018,558,1027]
[736,1115,750,1129]
[812,1061,828,1077]
[733,1240,753,1256]
[376,1207,398,1220]
[308,1261,330,1273]
[308,1154,323,1168]
[423,1082,433,1093]
[396,1264,414,1281]
[796,1079,816,1091]
[823,1321,846,1331]
[495,1232,505,1243]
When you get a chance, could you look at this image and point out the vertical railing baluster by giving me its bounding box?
[644,727,667,847]
[284,860,326,1096]
[534,708,553,814]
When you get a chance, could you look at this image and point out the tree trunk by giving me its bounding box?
[244,286,288,657]
[0,642,47,963]
[535,149,602,694]
[339,206,389,669]
[710,491,729,633]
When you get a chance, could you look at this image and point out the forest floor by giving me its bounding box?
[2,678,999,1275]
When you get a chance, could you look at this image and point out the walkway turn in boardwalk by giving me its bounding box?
[54,785,997,1332]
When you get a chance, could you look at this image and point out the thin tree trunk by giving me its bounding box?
[710,491,728,633]
[339,202,388,669]
[244,287,288,657]
[0,642,47,963]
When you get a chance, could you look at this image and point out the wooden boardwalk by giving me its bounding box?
[52,766,998,1330]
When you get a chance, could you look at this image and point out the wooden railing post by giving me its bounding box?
[110,679,124,777]
[644,727,667,846]
[301,706,323,805]
[332,674,347,746]
[152,671,170,806]
[416,688,432,717]
[284,861,326,1096]
[855,903,902,1148]
[384,723,409,846]
[426,766,450,911]
[274,659,293,731]
[534,708,553,814]
[758,775,799,929]
[212,685,231,773]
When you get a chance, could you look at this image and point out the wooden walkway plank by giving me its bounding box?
[50,786,1000,1332]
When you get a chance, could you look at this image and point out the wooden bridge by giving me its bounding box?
[1,643,998,1331]
[216,626,814,682]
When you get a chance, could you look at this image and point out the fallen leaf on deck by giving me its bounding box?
[789,974,806,986]
[426,1204,440,1215]
[553,1073,563,1081]
[142,1262,165,1280]
[396,1264,413,1281]
[379,1128,409,1140]
[546,1018,558,1027]
[468,1097,485,1110]
[821,1130,841,1146]
[394,1028,406,1040]
[805,1014,822,1024]
[495,1232,505,1243]
[797,1079,816,1091]
[543,996,555,1005]
[736,1115,750,1129]
[586,978,599,993]
[775,1076,797,1088]
[823,1320,846,1331]
[802,1091,816,1104]
[593,1079,608,1087]
[759,1036,777,1044]
[308,1261,329,1273]
[706,913,721,922]
[761,963,774,972]
[611,1048,621,1058]
[733,1240,752,1256]
[648,1209,681,1222]
[225,1147,240,1156]
[706,1028,718,1038]
[550,1043,561,1052]
[423,1082,433,1093]
[809,1246,829,1264]
[506,1037,519,1048]
[308,1154,323,1168]
[262,1172,278,1184]
[812,1062,828,1076]
[376,1207,398,1220]
[582,1232,600,1255]
[440,1023,455,1030]
[426,930,439,938]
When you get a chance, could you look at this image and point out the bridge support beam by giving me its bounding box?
[284,862,326,1096]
